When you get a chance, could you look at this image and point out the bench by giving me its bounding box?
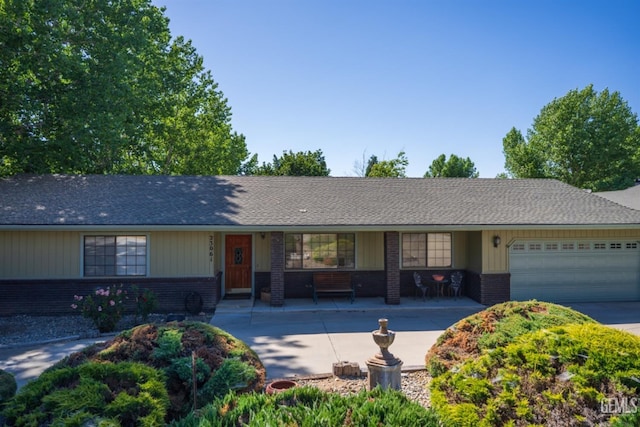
[311,272,355,304]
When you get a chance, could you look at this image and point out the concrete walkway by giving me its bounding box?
[2,298,640,389]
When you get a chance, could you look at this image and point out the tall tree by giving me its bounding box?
[365,155,379,177]
[252,150,330,176]
[424,154,479,178]
[502,85,640,191]
[0,0,248,176]
[138,37,248,175]
[367,151,408,177]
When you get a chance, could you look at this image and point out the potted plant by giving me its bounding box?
[260,287,271,303]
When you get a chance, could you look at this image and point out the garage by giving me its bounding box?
[510,240,640,303]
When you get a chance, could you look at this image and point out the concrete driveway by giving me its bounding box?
[213,299,640,380]
[2,298,640,388]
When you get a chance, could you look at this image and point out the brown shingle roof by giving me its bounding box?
[1,174,639,228]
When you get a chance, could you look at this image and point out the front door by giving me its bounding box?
[224,235,252,294]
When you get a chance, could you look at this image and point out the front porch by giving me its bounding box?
[215,295,485,314]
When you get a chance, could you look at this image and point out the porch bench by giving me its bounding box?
[311,272,355,304]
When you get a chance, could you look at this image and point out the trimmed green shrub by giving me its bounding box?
[170,386,441,426]
[0,369,17,404]
[425,300,597,377]
[39,321,265,421]
[431,323,640,426]
[2,362,168,426]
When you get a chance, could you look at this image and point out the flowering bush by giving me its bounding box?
[72,285,127,332]
[132,286,158,323]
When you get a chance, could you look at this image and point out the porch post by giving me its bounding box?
[270,231,285,306]
[385,231,400,305]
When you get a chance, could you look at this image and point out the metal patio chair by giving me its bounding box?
[414,272,429,301]
[449,271,464,299]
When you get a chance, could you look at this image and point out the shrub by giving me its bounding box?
[170,386,441,426]
[44,321,265,421]
[132,286,158,323]
[1,362,168,426]
[0,369,17,404]
[431,323,640,426]
[425,300,596,377]
[71,284,128,332]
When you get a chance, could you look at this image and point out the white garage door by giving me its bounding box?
[510,240,640,303]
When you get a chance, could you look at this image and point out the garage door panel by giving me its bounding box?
[510,240,640,303]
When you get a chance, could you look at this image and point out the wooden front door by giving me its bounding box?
[224,235,252,294]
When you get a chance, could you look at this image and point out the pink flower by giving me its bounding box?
[109,300,115,306]
[71,304,77,309]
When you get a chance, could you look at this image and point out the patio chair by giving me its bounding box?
[449,271,464,299]
[413,272,429,301]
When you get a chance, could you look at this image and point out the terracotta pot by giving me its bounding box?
[265,380,297,394]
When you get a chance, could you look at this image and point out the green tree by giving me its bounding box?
[252,150,330,176]
[138,37,248,175]
[0,0,248,176]
[367,151,408,177]
[424,154,479,178]
[365,155,379,177]
[502,85,640,191]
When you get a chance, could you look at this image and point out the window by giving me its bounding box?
[285,233,355,269]
[84,235,147,276]
[402,233,451,268]
[511,243,525,251]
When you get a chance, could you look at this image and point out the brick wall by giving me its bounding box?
[464,272,511,306]
[479,273,510,305]
[0,277,218,316]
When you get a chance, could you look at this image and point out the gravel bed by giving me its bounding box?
[0,313,207,346]
[293,369,432,408]
[0,315,433,408]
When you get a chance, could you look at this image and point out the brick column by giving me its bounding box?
[385,231,400,305]
[270,231,284,306]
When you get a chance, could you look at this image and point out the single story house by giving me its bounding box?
[1,174,639,315]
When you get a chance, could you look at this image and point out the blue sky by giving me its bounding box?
[152,1,639,178]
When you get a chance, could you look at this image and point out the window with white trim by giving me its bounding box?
[84,235,147,276]
[402,233,451,268]
[285,233,355,269]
